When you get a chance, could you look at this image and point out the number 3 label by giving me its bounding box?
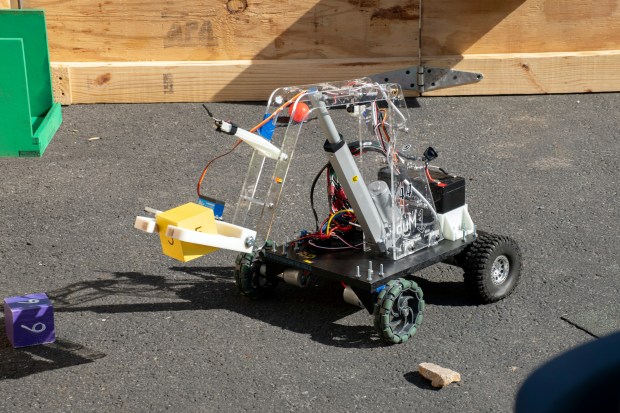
[20,322,46,334]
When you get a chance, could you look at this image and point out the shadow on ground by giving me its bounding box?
[48,268,381,348]
[0,325,106,381]
[45,266,477,349]
[404,371,441,391]
[410,274,478,307]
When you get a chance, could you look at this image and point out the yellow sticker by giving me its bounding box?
[303,259,313,264]
[352,175,359,182]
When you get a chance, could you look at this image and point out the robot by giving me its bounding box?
[135,75,522,344]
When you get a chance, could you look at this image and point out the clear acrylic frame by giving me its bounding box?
[232,78,442,260]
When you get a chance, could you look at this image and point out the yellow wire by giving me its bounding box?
[326,209,354,235]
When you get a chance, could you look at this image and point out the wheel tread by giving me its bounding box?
[373,278,424,345]
[233,252,277,299]
[463,233,522,303]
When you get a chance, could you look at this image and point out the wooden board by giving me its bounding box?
[24,0,620,101]
[25,0,420,62]
[0,0,11,9]
[52,51,620,103]
[51,58,420,103]
[51,64,71,105]
[422,0,620,55]
[422,51,620,95]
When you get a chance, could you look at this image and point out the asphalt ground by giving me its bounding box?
[0,92,618,412]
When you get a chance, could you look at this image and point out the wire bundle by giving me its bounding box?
[300,138,390,252]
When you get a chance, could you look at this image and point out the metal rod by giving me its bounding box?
[308,93,387,253]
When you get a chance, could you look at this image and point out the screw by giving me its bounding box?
[356,266,361,278]
[367,261,373,281]
[379,264,384,277]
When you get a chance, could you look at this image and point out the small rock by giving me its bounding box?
[418,362,461,388]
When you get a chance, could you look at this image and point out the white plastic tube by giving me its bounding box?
[218,121,287,161]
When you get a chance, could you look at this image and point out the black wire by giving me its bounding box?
[310,162,330,231]
[202,104,214,118]
[347,141,386,156]
[309,142,384,232]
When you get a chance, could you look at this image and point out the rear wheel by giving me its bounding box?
[373,278,424,344]
[462,233,522,303]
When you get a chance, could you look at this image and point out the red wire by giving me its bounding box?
[426,167,447,188]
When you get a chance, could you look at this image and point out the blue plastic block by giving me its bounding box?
[257,114,275,141]
[4,293,56,348]
[198,195,225,220]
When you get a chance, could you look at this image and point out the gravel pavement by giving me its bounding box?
[0,92,618,412]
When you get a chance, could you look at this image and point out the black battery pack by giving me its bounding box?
[429,170,466,214]
[376,166,466,213]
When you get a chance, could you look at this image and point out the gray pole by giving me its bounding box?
[309,93,387,253]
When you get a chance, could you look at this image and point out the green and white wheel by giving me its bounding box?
[373,278,424,344]
[234,252,277,299]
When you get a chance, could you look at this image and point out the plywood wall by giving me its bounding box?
[8,0,620,102]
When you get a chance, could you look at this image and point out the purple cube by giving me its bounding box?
[4,293,56,348]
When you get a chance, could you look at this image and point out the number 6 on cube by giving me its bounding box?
[20,322,47,333]
[18,299,40,304]
[3,293,56,348]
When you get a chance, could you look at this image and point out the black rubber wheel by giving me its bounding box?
[462,233,522,303]
[233,252,277,299]
[373,278,424,344]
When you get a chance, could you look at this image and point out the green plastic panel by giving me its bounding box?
[0,10,61,157]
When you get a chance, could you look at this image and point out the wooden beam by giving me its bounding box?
[27,0,420,62]
[422,51,620,96]
[422,0,620,55]
[51,58,420,103]
[0,0,11,9]
[52,51,620,104]
[51,64,72,105]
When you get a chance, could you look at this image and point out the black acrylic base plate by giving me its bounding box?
[264,234,476,292]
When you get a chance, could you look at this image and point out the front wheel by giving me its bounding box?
[462,233,522,303]
[373,278,424,344]
[234,252,278,299]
